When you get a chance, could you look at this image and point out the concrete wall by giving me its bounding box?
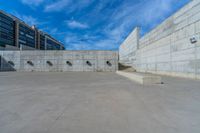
[0,51,118,72]
[119,0,200,79]
[119,28,139,66]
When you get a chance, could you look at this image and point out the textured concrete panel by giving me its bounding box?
[119,27,139,66]
[0,51,118,72]
[119,0,200,79]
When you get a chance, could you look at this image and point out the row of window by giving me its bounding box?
[0,13,13,21]
[46,38,61,50]
[0,17,13,26]
[0,26,14,36]
[18,26,36,48]
[0,20,14,29]
[0,13,15,46]
[0,20,13,27]
[19,38,35,48]
[19,24,35,36]
[0,33,14,40]
[0,38,14,46]
[40,35,45,50]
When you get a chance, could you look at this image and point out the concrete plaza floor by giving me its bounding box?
[0,72,200,133]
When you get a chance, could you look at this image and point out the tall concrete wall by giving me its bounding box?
[119,27,139,66]
[119,0,200,79]
[0,51,118,72]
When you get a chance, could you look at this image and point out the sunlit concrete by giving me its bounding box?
[0,72,200,133]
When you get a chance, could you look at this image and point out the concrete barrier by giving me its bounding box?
[116,71,162,85]
[0,51,118,72]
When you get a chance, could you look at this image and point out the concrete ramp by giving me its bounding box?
[117,71,162,85]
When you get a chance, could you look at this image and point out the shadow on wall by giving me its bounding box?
[118,63,136,72]
[0,56,16,72]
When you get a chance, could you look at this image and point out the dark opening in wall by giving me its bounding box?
[106,61,112,66]
[47,61,53,66]
[27,61,34,66]
[190,37,197,44]
[66,61,72,66]
[8,61,15,66]
[86,61,92,66]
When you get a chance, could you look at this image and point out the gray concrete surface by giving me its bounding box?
[0,72,200,133]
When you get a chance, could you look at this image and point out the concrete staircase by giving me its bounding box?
[118,63,136,72]
[117,63,162,85]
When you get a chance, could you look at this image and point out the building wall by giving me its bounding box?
[0,10,65,50]
[0,51,118,72]
[45,36,63,50]
[18,22,36,49]
[0,11,15,47]
[119,0,200,79]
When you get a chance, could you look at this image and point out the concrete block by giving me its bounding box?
[116,71,162,85]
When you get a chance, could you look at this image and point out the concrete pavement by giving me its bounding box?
[0,72,200,133]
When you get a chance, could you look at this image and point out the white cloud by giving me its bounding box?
[22,16,39,26]
[64,33,117,50]
[80,0,180,50]
[102,0,181,45]
[64,34,92,50]
[12,12,39,26]
[40,0,187,50]
[136,0,175,26]
[44,0,94,12]
[44,0,70,12]
[21,0,44,6]
[67,20,89,29]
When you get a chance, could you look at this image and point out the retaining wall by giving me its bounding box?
[0,51,118,72]
[119,0,200,79]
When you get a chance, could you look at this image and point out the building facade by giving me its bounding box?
[0,10,65,50]
[0,11,15,48]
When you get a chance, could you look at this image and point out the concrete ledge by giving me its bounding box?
[116,71,162,85]
[136,69,200,80]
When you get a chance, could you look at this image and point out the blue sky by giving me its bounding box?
[0,0,190,50]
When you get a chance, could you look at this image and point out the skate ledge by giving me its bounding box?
[116,71,162,85]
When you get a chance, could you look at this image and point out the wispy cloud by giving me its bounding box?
[65,34,91,50]
[64,33,117,50]
[67,20,89,29]
[12,11,39,26]
[13,0,189,50]
[44,0,70,12]
[44,0,93,12]
[102,0,185,45]
[21,0,44,6]
[136,0,175,26]
[22,16,39,26]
